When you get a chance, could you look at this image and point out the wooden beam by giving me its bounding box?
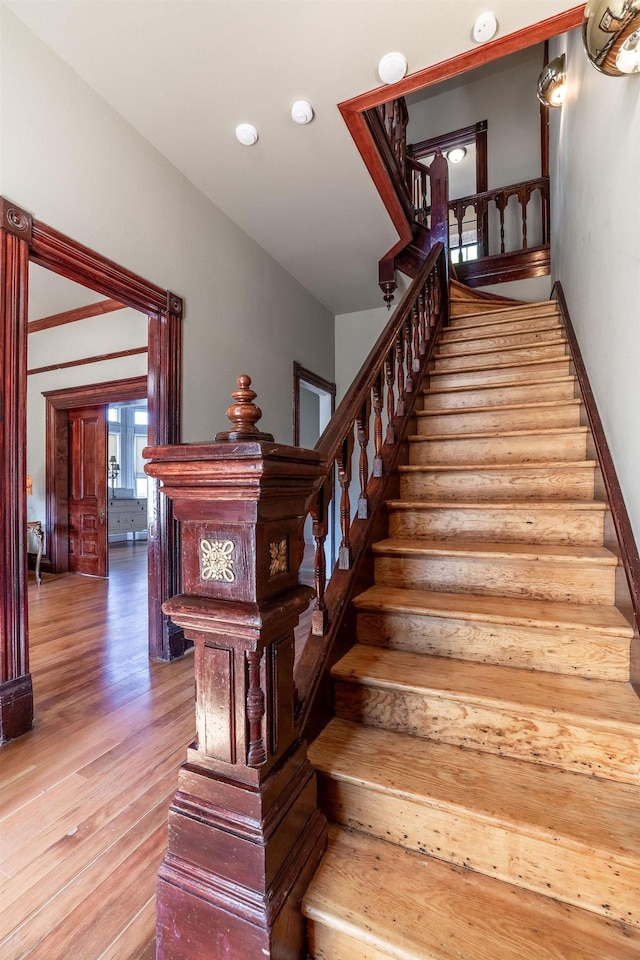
[27,346,147,377]
[28,298,126,333]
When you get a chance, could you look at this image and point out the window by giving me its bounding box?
[107,401,149,499]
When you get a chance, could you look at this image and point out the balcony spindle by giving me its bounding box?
[356,400,369,519]
[337,430,353,569]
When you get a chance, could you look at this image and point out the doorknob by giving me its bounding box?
[99,509,106,522]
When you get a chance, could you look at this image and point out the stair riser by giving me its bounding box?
[400,466,596,501]
[307,924,391,960]
[423,379,576,410]
[431,358,571,389]
[387,506,604,545]
[356,611,630,680]
[409,431,587,466]
[434,343,567,372]
[450,304,560,324]
[333,684,640,783]
[317,777,640,928]
[374,553,615,605]
[439,327,563,354]
[445,314,562,340]
[416,404,581,436]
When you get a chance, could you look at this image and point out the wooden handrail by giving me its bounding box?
[297,243,449,739]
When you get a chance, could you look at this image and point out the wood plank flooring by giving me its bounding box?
[0,544,196,960]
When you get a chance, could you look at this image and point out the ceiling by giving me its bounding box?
[6,1,574,315]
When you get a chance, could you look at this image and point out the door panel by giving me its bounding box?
[68,405,108,577]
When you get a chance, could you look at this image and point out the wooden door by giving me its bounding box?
[68,405,108,577]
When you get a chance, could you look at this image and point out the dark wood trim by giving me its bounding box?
[28,298,125,333]
[409,120,488,194]
[0,198,33,741]
[553,283,640,695]
[364,107,414,224]
[147,295,184,660]
[43,376,148,576]
[28,345,147,377]
[29,220,168,315]
[0,195,183,680]
[338,6,584,255]
[455,245,550,287]
[292,362,336,447]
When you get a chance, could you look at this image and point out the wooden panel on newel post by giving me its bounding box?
[144,375,328,960]
[0,199,33,743]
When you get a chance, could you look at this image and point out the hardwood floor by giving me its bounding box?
[0,544,195,960]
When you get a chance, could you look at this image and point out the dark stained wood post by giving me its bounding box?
[0,199,33,742]
[144,375,327,960]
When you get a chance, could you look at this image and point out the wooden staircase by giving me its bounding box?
[302,292,640,958]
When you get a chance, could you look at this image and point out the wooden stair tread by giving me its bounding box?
[303,825,640,960]
[409,425,588,442]
[353,585,633,636]
[429,356,569,376]
[417,399,581,418]
[451,304,560,327]
[441,322,562,345]
[435,336,567,359]
[399,459,596,473]
[423,374,575,397]
[311,720,640,858]
[386,499,606,513]
[372,538,617,564]
[331,647,640,730]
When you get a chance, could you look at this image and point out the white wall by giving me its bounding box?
[335,305,391,403]
[0,4,334,452]
[550,28,640,544]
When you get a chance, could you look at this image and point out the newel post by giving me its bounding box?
[144,376,327,960]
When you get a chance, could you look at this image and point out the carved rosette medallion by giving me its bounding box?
[0,200,33,240]
[269,537,288,578]
[200,538,235,582]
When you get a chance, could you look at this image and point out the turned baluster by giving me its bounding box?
[404,317,414,394]
[520,185,529,250]
[310,487,328,636]
[337,430,353,569]
[356,400,369,519]
[419,287,428,353]
[495,193,507,254]
[246,650,266,766]
[372,371,384,478]
[395,330,405,416]
[412,304,420,373]
[385,347,396,444]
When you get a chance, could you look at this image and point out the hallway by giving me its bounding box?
[0,545,195,960]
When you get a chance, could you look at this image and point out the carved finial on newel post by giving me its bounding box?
[215,374,275,442]
[144,375,327,960]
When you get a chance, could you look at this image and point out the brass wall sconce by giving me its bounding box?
[537,54,567,106]
[583,0,640,75]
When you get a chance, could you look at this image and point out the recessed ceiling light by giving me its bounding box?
[235,123,258,146]
[473,12,498,43]
[291,100,314,124]
[447,147,467,164]
[378,52,408,84]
